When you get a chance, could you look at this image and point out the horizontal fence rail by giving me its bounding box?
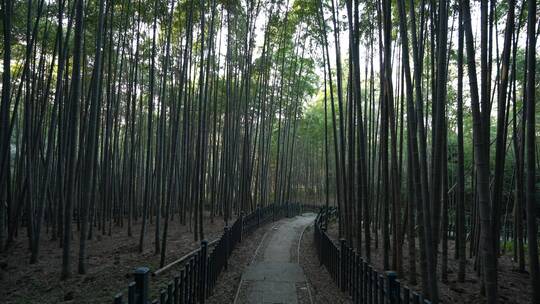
[314,208,432,304]
[113,203,319,304]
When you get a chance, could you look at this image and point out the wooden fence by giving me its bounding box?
[112,202,318,304]
[314,208,432,304]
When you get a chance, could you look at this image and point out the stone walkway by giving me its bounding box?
[234,213,316,304]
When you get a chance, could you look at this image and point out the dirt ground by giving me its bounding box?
[0,216,230,304]
[325,220,535,304]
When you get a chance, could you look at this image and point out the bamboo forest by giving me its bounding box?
[0,0,539,302]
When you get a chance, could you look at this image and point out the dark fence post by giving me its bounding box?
[386,271,397,304]
[160,289,166,304]
[128,282,136,304]
[200,240,208,303]
[224,226,230,270]
[193,256,199,303]
[173,276,180,304]
[395,279,402,304]
[318,224,324,266]
[188,259,194,303]
[167,283,173,304]
[367,266,373,303]
[257,205,260,227]
[354,253,359,303]
[362,259,368,303]
[403,286,410,304]
[180,269,186,303]
[412,292,421,304]
[134,267,149,304]
[114,293,123,304]
[239,212,244,243]
[315,223,325,266]
[378,274,384,304]
[340,239,346,292]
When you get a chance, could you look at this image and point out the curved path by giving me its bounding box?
[234,213,316,304]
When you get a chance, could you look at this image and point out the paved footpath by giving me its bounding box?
[234,213,316,304]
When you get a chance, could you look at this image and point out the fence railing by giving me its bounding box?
[314,208,432,304]
[113,202,319,304]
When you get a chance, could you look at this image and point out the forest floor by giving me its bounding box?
[0,216,231,304]
[325,221,534,304]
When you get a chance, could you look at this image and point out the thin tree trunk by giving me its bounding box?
[62,0,84,279]
[462,0,497,301]
[456,4,466,282]
[524,0,539,301]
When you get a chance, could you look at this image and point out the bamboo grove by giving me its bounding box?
[308,0,539,303]
[0,0,321,281]
[1,0,540,303]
